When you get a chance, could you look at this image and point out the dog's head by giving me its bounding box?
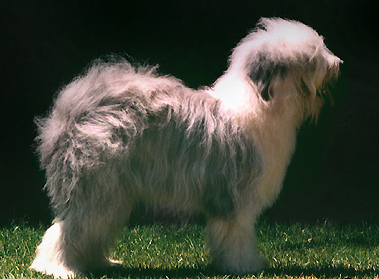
[227,17,342,121]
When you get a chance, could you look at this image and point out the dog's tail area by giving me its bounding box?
[34,112,87,215]
[34,59,152,214]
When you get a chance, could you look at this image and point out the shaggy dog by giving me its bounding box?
[31,18,341,278]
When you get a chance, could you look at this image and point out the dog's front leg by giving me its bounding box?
[205,205,266,274]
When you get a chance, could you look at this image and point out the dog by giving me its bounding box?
[31,18,341,278]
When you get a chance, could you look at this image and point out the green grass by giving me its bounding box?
[1,221,378,278]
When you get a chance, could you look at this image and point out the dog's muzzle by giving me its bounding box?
[324,87,334,106]
[318,86,334,106]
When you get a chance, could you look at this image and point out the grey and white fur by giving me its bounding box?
[31,18,342,278]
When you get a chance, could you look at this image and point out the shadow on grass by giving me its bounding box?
[264,265,378,278]
[88,265,219,278]
[88,264,378,278]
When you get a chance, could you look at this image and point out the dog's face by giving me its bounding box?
[300,44,342,123]
[316,50,342,107]
[227,18,342,120]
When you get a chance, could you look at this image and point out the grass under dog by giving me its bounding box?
[1,221,378,278]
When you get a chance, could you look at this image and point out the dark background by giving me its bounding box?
[1,0,378,224]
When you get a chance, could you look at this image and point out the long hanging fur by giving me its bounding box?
[31,17,341,278]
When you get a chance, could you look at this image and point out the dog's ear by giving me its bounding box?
[248,50,333,102]
[248,53,289,101]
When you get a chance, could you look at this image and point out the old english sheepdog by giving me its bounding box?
[31,18,342,278]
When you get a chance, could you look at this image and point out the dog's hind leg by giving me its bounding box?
[205,205,266,274]
[32,165,132,278]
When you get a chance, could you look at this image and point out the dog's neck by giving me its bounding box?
[210,74,308,208]
[211,72,306,127]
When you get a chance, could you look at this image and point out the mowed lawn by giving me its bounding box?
[1,221,378,278]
